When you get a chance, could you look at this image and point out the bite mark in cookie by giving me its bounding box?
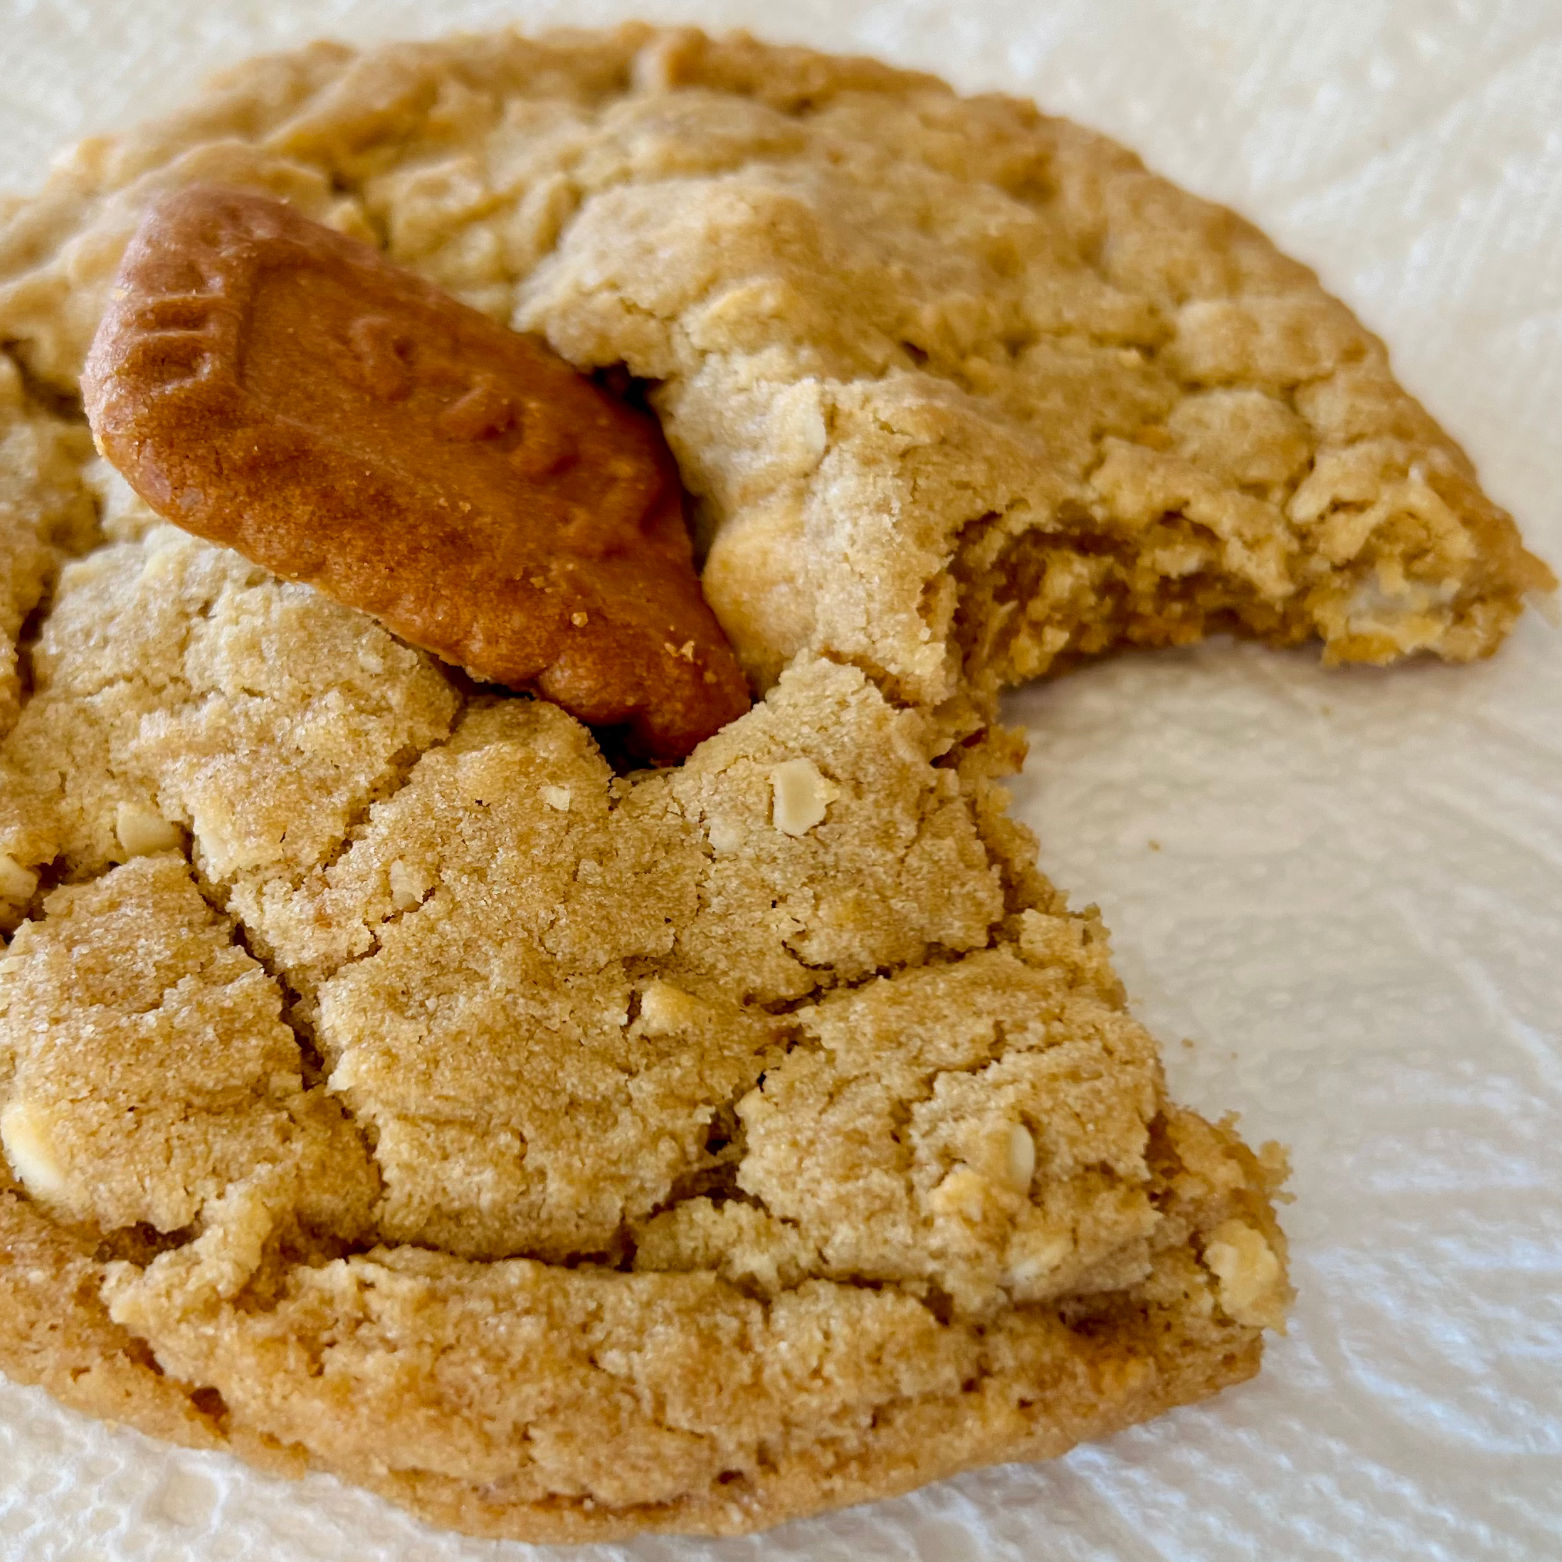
[81,185,751,761]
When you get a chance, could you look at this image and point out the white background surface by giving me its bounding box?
[1,2,1559,1558]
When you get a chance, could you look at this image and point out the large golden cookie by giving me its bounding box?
[0,23,1547,1544]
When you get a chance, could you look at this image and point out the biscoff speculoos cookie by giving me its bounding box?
[82,185,751,762]
[0,24,1547,1543]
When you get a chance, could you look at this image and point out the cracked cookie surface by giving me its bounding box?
[0,617,1289,1538]
[0,20,1542,1543]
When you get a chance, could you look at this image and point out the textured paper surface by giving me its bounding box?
[1,2,1559,1558]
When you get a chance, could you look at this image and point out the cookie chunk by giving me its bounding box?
[0,520,459,921]
[0,21,1543,1544]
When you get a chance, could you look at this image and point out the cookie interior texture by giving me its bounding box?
[0,23,1543,1542]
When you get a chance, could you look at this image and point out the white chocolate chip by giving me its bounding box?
[328,1053,361,1091]
[638,980,707,1036]
[770,757,839,837]
[1204,1218,1285,1329]
[541,786,572,812]
[1006,1122,1036,1191]
[1006,1230,1074,1289]
[387,859,431,911]
[707,817,744,854]
[929,1165,990,1223]
[0,1102,67,1203]
[114,802,183,858]
[0,853,38,906]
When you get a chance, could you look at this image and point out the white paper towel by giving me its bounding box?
[0,2,1558,1559]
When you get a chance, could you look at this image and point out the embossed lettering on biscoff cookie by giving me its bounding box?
[81,184,751,762]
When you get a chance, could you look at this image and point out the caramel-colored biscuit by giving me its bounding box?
[81,185,751,761]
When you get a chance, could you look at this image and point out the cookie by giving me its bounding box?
[82,185,750,761]
[0,23,1545,1543]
